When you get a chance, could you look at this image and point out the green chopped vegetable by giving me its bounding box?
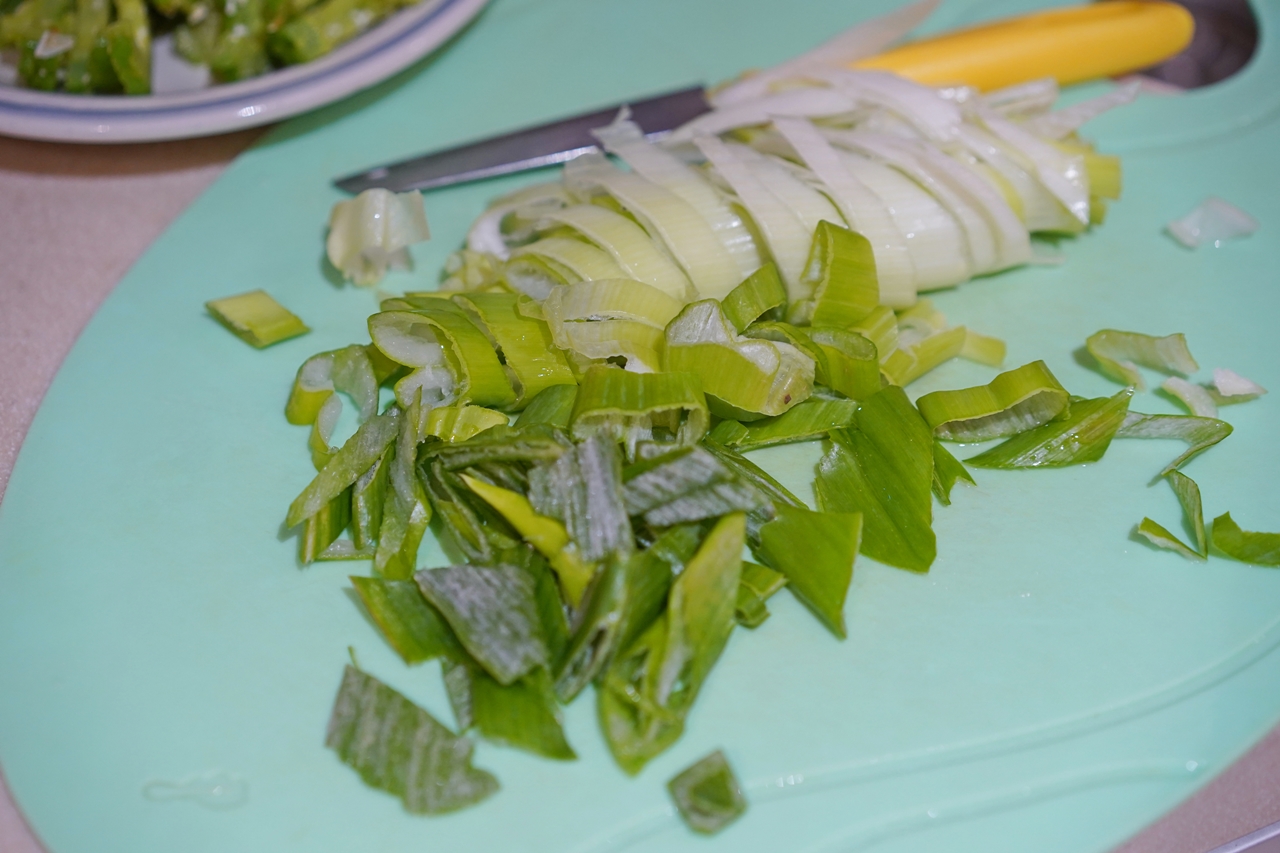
[808,327,881,401]
[1114,411,1233,478]
[351,577,462,664]
[621,446,767,528]
[1085,329,1198,390]
[299,487,350,564]
[206,290,309,348]
[801,220,879,328]
[209,0,267,82]
[570,366,709,454]
[667,750,747,835]
[708,398,858,450]
[966,388,1133,469]
[882,325,967,387]
[103,0,149,93]
[734,561,787,629]
[960,329,1007,366]
[515,384,579,430]
[443,663,575,760]
[916,360,1069,442]
[328,189,430,287]
[375,394,432,580]
[758,503,860,637]
[286,407,400,529]
[1161,376,1218,418]
[1137,471,1206,561]
[325,665,498,814]
[815,386,935,573]
[721,263,787,333]
[932,440,975,506]
[1212,513,1280,566]
[452,293,575,405]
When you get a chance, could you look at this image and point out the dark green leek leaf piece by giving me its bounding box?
[508,547,571,670]
[555,553,628,703]
[1212,513,1280,566]
[1139,470,1209,561]
[668,750,747,835]
[351,577,462,665]
[415,565,549,686]
[514,384,579,429]
[815,386,935,573]
[325,665,498,814]
[758,504,860,637]
[434,424,571,471]
[299,486,351,564]
[376,395,433,580]
[735,561,788,629]
[701,438,804,542]
[709,398,859,451]
[722,263,787,333]
[621,446,767,527]
[558,435,634,563]
[1115,411,1233,479]
[351,448,390,551]
[966,388,1133,469]
[617,525,702,652]
[287,407,400,528]
[932,440,975,506]
[442,663,575,760]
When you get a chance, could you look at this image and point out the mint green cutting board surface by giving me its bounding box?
[3,0,1280,850]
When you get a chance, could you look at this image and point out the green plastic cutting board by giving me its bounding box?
[3,0,1280,851]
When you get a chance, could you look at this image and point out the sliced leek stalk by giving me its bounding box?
[1085,329,1198,390]
[570,366,709,455]
[916,360,1069,441]
[206,289,309,348]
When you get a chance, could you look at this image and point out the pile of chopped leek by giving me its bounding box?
[277,50,1276,828]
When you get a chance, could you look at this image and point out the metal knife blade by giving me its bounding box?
[333,84,709,194]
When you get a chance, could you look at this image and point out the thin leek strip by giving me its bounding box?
[721,263,787,333]
[1212,514,1280,567]
[734,561,787,629]
[512,236,626,282]
[670,87,856,142]
[815,386,935,572]
[895,297,947,335]
[461,475,594,607]
[542,205,692,301]
[553,319,665,374]
[1115,412,1233,479]
[375,394,433,580]
[1085,329,1198,390]
[932,440,974,506]
[451,293,574,405]
[808,327,882,401]
[308,393,342,470]
[1162,377,1218,418]
[667,750,748,836]
[571,365,709,452]
[916,360,1069,441]
[966,388,1133,469]
[1137,471,1206,561]
[772,116,916,306]
[960,329,1007,366]
[565,156,741,299]
[299,487,351,564]
[821,68,963,143]
[402,306,517,410]
[206,289,309,348]
[797,220,879,328]
[442,663,575,760]
[325,666,498,814]
[466,181,571,258]
[350,577,462,664]
[286,407,400,528]
[285,350,336,425]
[514,384,578,430]
[666,300,814,419]
[350,447,389,550]
[316,540,375,561]
[758,504,861,637]
[851,305,899,362]
[882,325,967,386]
[1209,368,1267,405]
[980,113,1089,226]
[708,398,858,450]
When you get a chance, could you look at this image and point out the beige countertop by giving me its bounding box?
[1,129,1278,853]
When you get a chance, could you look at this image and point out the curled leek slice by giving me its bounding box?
[916,360,1069,441]
[966,388,1132,469]
[710,397,859,451]
[1115,411,1232,479]
[1137,471,1206,561]
[326,188,430,287]
[1162,377,1217,418]
[1212,513,1280,567]
[451,293,574,406]
[808,327,881,401]
[666,300,815,419]
[721,263,787,333]
[851,305,899,362]
[370,307,516,410]
[570,366,709,455]
[796,220,879,328]
[882,325,967,387]
[543,279,681,373]
[511,236,627,283]
[1086,329,1198,390]
[541,205,693,301]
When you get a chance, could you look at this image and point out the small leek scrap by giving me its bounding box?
[917,360,1069,442]
[734,561,787,629]
[325,665,498,814]
[667,750,747,835]
[205,289,309,348]
[327,188,430,287]
[966,388,1133,469]
[1137,471,1206,561]
[1085,330,1198,390]
[1212,514,1280,567]
[758,503,860,637]
[1115,411,1233,479]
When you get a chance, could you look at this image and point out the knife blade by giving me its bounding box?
[333,85,710,194]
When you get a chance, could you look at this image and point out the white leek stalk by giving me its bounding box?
[542,204,693,300]
[327,189,430,287]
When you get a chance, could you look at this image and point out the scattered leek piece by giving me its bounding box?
[1209,368,1267,405]
[325,665,498,814]
[966,388,1133,469]
[571,366,709,454]
[932,440,975,506]
[708,398,858,450]
[1165,197,1257,249]
[286,408,400,529]
[1212,513,1280,566]
[721,263,787,333]
[515,384,579,429]
[536,434,633,565]
[1115,411,1233,478]
[735,561,787,629]
[206,290,309,348]
[701,438,806,540]
[1085,329,1198,391]
[1136,471,1206,561]
[350,448,389,550]
[415,565,549,686]
[882,325,967,387]
[351,577,462,664]
[916,360,1069,442]
[667,750,747,835]
[1162,376,1218,418]
[327,189,430,287]
[815,386,935,573]
[960,329,1007,366]
[375,394,433,580]
[800,220,879,328]
[443,664,575,760]
[427,405,509,444]
[758,503,860,637]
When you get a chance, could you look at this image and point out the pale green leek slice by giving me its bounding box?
[667,750,747,835]
[512,236,628,282]
[442,664,575,760]
[882,325,967,386]
[206,289,309,348]
[287,407,400,529]
[916,360,1070,441]
[408,307,518,410]
[514,384,578,430]
[1208,368,1267,405]
[1212,513,1280,566]
[285,351,336,425]
[570,366,709,453]
[666,300,814,419]
[325,666,497,814]
[543,204,693,300]
[451,292,574,405]
[427,406,509,444]
[1085,329,1198,390]
[932,440,975,506]
[350,577,462,664]
[799,220,879,328]
[734,561,787,629]
[1161,377,1218,418]
[1137,471,1206,561]
[808,327,881,401]
[815,386,935,572]
[555,318,666,373]
[707,398,858,450]
[502,254,574,300]
[960,329,1007,366]
[850,304,899,363]
[758,503,861,637]
[721,263,787,333]
[967,388,1133,469]
[326,189,430,287]
[543,279,683,329]
[1115,411,1233,478]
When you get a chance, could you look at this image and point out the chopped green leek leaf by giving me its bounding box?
[808,327,881,401]
[543,434,633,564]
[966,388,1133,469]
[621,446,767,527]
[206,289,309,348]
[721,263,787,333]
[407,306,518,410]
[415,564,549,686]
[1137,517,1201,561]
[916,360,1070,442]
[1115,411,1233,478]
[735,561,787,629]
[285,351,335,425]
[932,440,975,506]
[299,487,351,564]
[708,398,858,450]
[803,220,879,328]
[1136,471,1206,561]
[960,329,1007,366]
[701,438,805,539]
[325,665,498,814]
[375,394,432,580]
[758,504,860,636]
[571,366,709,454]
[286,407,399,529]
[317,540,376,561]
[1212,513,1280,566]
[815,386,935,573]
[442,663,575,760]
[850,305,899,363]
[451,293,574,405]
[514,384,578,429]
[667,750,747,835]
[351,577,462,664]
[882,326,967,387]
[426,406,509,444]
[1085,329,1198,390]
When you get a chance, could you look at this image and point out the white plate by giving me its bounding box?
[0,0,489,143]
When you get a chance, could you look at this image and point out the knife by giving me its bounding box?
[334,0,1192,195]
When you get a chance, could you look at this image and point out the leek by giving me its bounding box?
[721,263,787,333]
[1209,368,1267,405]
[1115,412,1233,479]
[932,440,975,506]
[206,290,309,348]
[375,393,432,580]
[1085,329,1198,391]
[286,408,399,529]
[960,329,1007,366]
[667,750,747,835]
[758,503,861,637]
[451,293,574,405]
[1212,514,1280,567]
[570,366,709,453]
[443,664,575,760]
[351,577,462,664]
[299,487,351,564]
[326,189,430,287]
[808,327,882,401]
[350,447,389,550]
[916,360,1069,441]
[621,446,768,528]
[708,398,858,451]
[1162,377,1218,419]
[967,388,1133,469]
[543,205,693,301]
[882,325,967,387]
[1136,471,1206,561]
[514,384,578,430]
[735,561,787,629]
[800,220,879,328]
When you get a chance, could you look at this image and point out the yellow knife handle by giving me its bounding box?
[854,1,1194,91]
